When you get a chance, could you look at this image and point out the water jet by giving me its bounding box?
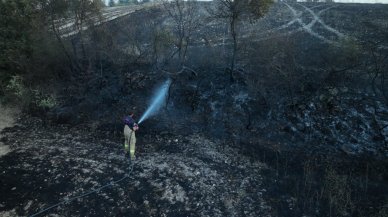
[138,79,172,124]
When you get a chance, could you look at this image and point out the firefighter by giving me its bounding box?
[123,112,139,161]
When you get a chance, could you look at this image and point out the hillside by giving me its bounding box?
[1,1,388,217]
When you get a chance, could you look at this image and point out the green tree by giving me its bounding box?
[0,0,66,106]
[0,0,39,98]
[39,0,103,71]
[0,0,35,69]
[0,0,102,105]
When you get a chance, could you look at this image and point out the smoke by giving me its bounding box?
[138,79,172,124]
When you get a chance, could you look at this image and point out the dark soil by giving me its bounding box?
[0,116,272,217]
[1,2,388,217]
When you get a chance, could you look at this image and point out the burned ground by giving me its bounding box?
[1,2,388,217]
[0,116,272,217]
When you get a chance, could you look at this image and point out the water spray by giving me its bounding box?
[138,79,172,124]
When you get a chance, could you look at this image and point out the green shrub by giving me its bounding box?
[6,75,26,98]
[32,90,57,110]
[4,75,57,110]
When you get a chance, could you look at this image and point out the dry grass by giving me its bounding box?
[0,104,20,157]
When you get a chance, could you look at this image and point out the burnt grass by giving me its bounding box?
[0,116,272,217]
[1,2,388,217]
[1,114,387,217]
[243,143,388,217]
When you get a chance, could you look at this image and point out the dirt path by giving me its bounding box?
[299,3,345,38]
[283,3,339,43]
[58,2,161,38]
[0,105,19,157]
[195,3,346,48]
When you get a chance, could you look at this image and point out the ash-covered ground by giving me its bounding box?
[0,115,273,217]
[1,2,388,217]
